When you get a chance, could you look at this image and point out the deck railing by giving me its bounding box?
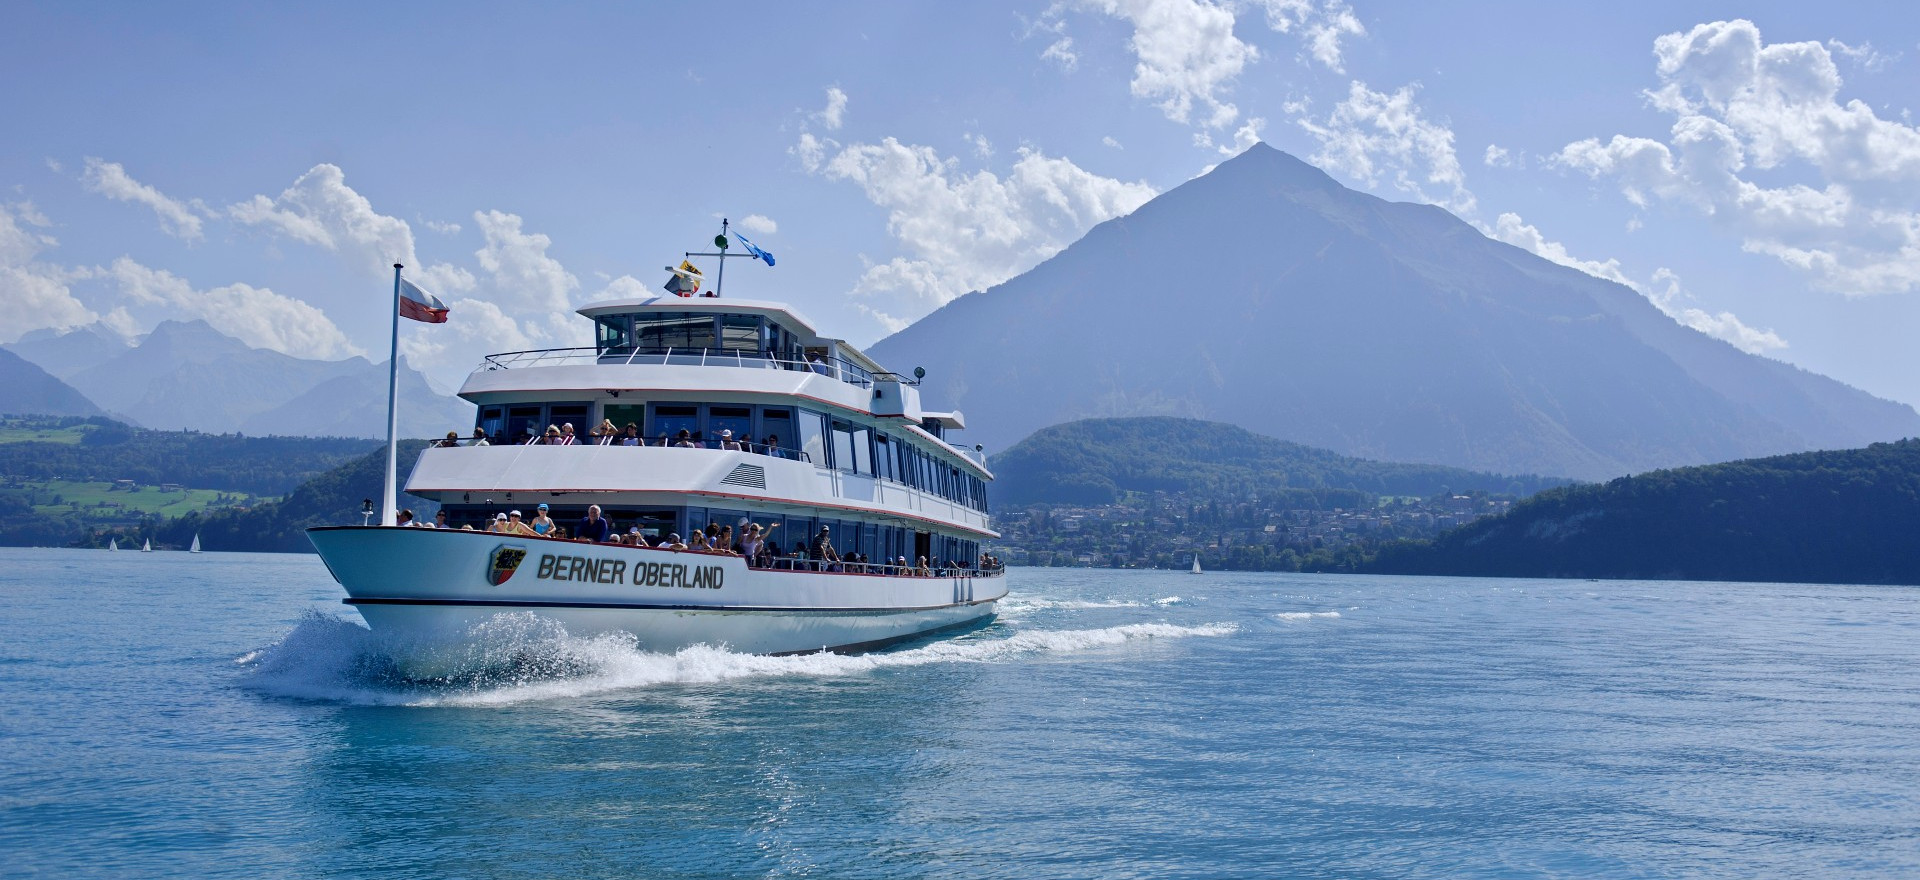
[478,346,877,389]
[433,436,813,464]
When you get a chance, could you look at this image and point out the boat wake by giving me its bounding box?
[1274,610,1343,621]
[237,610,1236,707]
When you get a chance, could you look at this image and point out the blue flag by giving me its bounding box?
[733,231,776,267]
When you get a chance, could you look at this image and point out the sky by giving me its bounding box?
[3,1,1918,406]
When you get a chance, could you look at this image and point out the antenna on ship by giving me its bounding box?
[672,217,776,299]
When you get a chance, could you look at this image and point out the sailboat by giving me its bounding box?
[1190,554,1203,574]
[141,538,152,553]
[189,534,201,553]
[108,538,117,551]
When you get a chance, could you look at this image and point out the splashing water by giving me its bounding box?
[237,609,1237,707]
[1274,610,1342,621]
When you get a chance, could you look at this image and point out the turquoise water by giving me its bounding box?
[2,548,1917,878]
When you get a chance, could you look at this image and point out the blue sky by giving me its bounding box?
[4,1,1918,407]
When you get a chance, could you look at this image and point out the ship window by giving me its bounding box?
[633,312,715,350]
[874,434,894,482]
[506,405,543,443]
[652,404,698,442]
[477,406,504,440]
[549,404,590,434]
[798,410,828,468]
[831,421,857,474]
[851,426,872,475]
[595,315,633,353]
[719,315,761,352]
[709,406,752,445]
[760,408,793,455]
[602,404,646,435]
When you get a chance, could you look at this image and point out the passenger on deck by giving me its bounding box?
[896,556,909,576]
[396,509,417,526]
[673,429,696,448]
[664,533,688,551]
[687,531,710,551]
[628,527,649,547]
[433,510,448,528]
[487,513,509,533]
[718,429,744,451]
[435,431,461,449]
[469,427,490,446]
[761,434,781,458]
[619,424,642,446]
[559,423,578,445]
[529,503,554,536]
[594,419,618,445]
[501,511,540,536]
[809,527,840,572]
[915,556,932,577]
[542,425,563,444]
[718,525,739,555]
[576,505,612,543]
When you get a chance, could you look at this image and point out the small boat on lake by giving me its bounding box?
[141,539,151,553]
[108,538,117,551]
[1190,555,1203,574]
[189,534,201,553]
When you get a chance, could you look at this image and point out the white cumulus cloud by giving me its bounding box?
[1078,0,1255,130]
[816,87,848,131]
[474,210,578,314]
[81,158,205,242]
[1254,0,1366,73]
[1556,19,1920,294]
[738,214,777,235]
[104,257,361,359]
[805,135,1156,327]
[0,202,97,341]
[1295,80,1476,214]
[229,163,473,293]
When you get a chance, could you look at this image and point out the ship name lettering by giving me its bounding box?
[532,553,628,585]
[631,560,724,589]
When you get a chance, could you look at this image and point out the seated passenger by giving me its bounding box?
[432,510,448,528]
[619,423,642,446]
[761,434,781,458]
[718,429,744,451]
[673,429,697,448]
[435,431,461,449]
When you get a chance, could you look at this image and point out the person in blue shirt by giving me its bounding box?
[576,505,613,543]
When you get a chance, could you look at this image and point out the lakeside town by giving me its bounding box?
[989,491,1516,571]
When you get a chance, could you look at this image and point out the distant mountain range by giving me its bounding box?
[0,348,103,417]
[988,416,1565,508]
[5,320,472,438]
[869,143,1920,481]
[1367,440,1920,586]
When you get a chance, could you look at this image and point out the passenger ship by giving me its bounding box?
[307,288,1006,655]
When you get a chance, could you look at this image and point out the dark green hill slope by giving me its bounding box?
[157,441,431,552]
[1368,440,1920,585]
[990,417,1565,507]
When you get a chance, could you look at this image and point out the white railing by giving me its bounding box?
[477,346,877,389]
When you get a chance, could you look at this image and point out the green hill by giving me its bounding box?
[155,441,432,552]
[1367,439,1920,585]
[989,417,1566,508]
[0,416,381,548]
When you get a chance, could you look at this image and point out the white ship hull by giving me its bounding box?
[308,526,1005,655]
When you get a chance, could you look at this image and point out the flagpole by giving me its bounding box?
[381,263,402,527]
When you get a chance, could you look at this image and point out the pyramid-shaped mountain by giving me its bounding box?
[867,143,1920,480]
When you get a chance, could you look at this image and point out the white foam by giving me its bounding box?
[1154,596,1183,606]
[996,596,1146,616]
[1274,611,1342,621]
[237,611,1237,707]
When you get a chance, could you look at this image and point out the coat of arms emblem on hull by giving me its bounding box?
[487,545,528,586]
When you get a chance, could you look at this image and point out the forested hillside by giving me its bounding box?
[156,441,431,552]
[989,417,1564,508]
[1367,440,1920,585]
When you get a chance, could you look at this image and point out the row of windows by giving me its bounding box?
[474,400,989,513]
[438,503,981,567]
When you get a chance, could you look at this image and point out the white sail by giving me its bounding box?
[109,538,117,551]
[1190,555,1203,574]
[142,538,152,552]
[189,534,202,553]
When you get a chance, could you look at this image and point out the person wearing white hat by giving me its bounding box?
[718,428,744,451]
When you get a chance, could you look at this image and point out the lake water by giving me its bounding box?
[2,548,1917,878]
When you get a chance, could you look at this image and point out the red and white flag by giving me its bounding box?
[398,278,449,323]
